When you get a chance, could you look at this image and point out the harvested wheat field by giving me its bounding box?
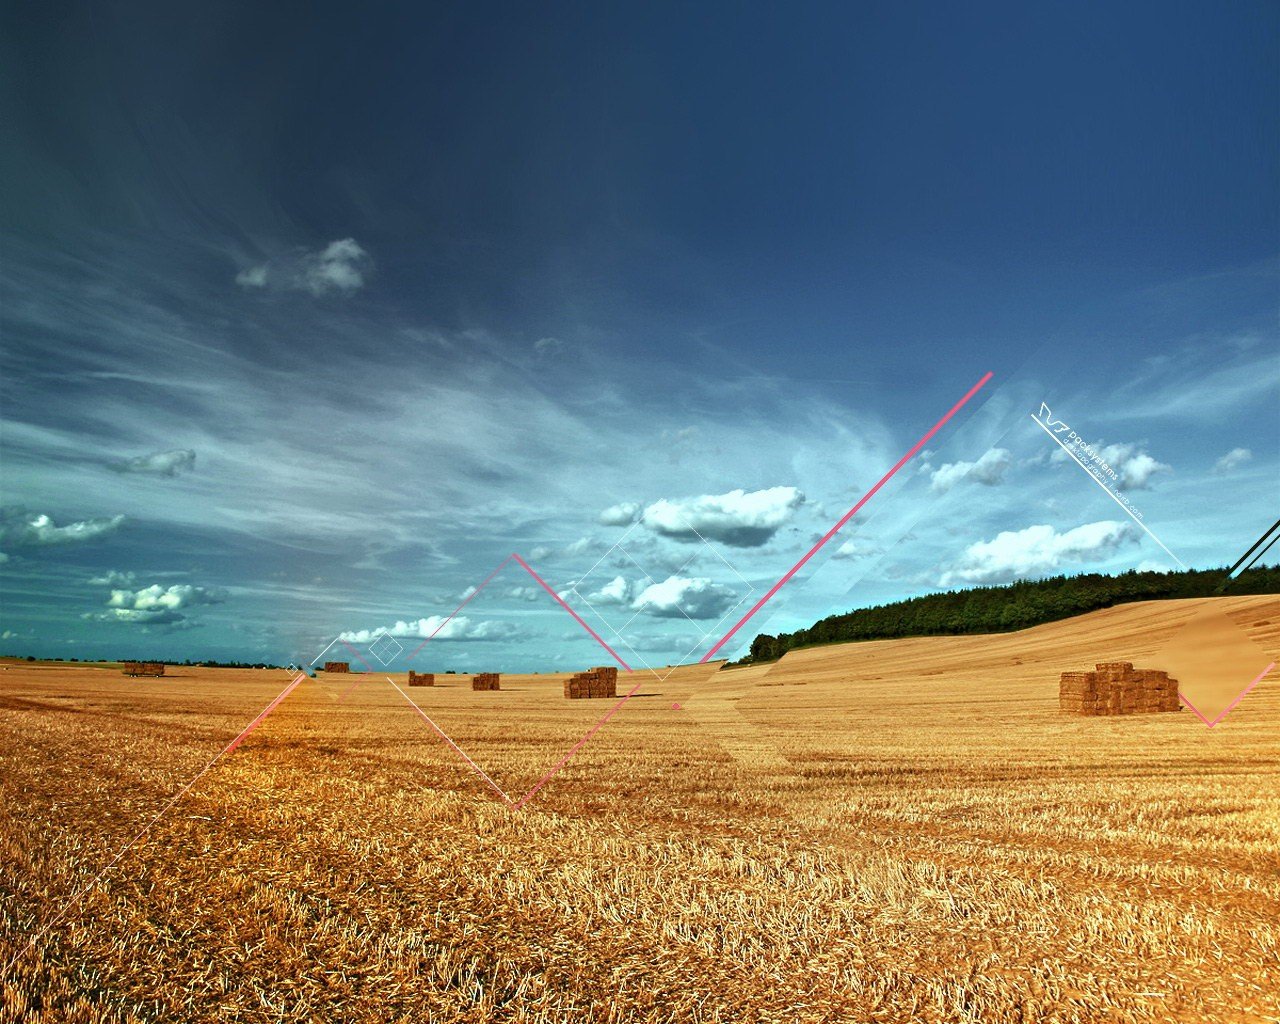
[1,595,1278,1023]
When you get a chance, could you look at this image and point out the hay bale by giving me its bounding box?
[471,672,500,691]
[324,661,350,673]
[1061,663,1179,716]
[408,671,434,687]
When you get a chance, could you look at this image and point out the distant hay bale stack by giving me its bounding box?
[323,661,350,673]
[1059,662,1179,716]
[408,671,434,687]
[564,665,618,699]
[471,672,500,691]
[122,662,165,677]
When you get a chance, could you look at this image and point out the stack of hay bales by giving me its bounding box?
[471,672,501,691]
[564,665,618,699]
[408,671,434,687]
[1059,662,1180,715]
[324,661,350,673]
[122,662,166,677]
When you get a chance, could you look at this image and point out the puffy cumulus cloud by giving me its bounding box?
[830,538,882,561]
[640,486,804,547]
[630,575,738,619]
[1053,440,1170,490]
[599,502,642,527]
[110,448,196,477]
[585,575,631,606]
[939,521,1138,586]
[96,582,227,627]
[506,586,541,602]
[0,506,124,548]
[234,265,269,288]
[1213,448,1252,475]
[929,448,1012,494]
[107,583,226,612]
[339,616,522,643]
[235,238,371,297]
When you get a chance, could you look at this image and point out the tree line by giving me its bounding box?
[737,565,1280,664]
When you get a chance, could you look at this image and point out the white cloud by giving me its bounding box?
[830,538,881,561]
[235,238,371,296]
[96,582,227,626]
[599,501,642,526]
[564,537,594,556]
[939,521,1139,586]
[338,615,521,643]
[1213,447,1252,475]
[110,448,196,477]
[529,546,553,561]
[534,337,564,356]
[640,486,804,547]
[585,575,631,605]
[303,239,369,296]
[1052,440,1170,490]
[88,570,137,587]
[0,507,125,548]
[235,265,269,288]
[630,575,737,619]
[507,586,540,602]
[930,447,1012,493]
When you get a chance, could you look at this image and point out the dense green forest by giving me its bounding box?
[737,565,1280,665]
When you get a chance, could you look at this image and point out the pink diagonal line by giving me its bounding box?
[512,678,644,810]
[1180,661,1275,728]
[403,555,515,661]
[510,552,633,671]
[1,672,306,979]
[701,370,994,662]
[335,638,381,702]
[386,677,514,806]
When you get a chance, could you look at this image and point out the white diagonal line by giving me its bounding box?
[1031,414,1187,569]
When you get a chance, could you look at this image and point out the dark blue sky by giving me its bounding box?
[2,2,1276,666]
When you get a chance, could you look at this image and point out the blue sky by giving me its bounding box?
[1,2,1276,669]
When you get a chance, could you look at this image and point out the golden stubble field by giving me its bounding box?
[1,594,1278,1024]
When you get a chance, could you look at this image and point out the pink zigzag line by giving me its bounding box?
[335,639,380,702]
[1180,661,1275,728]
[510,553,632,671]
[386,677,514,805]
[403,555,515,662]
[702,370,994,662]
[386,673,644,811]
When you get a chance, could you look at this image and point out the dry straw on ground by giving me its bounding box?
[1,595,1277,1023]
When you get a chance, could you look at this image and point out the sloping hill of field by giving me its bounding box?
[1,598,1277,1023]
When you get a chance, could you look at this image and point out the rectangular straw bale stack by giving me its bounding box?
[408,671,434,687]
[471,672,501,691]
[324,661,350,673]
[563,665,618,699]
[1059,662,1179,716]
